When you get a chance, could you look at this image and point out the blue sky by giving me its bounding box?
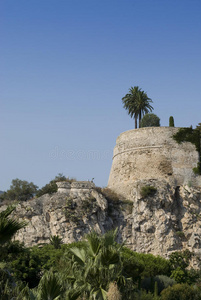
[1,0,201,191]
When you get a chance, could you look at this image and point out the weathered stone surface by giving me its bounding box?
[108,127,200,199]
[1,180,201,267]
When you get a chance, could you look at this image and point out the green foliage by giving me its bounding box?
[169,250,192,271]
[36,174,76,197]
[172,127,201,175]
[160,283,201,300]
[193,162,201,175]
[141,113,160,128]
[59,230,139,299]
[169,250,199,284]
[2,228,201,299]
[8,247,42,288]
[133,290,159,300]
[0,179,38,202]
[169,116,175,127]
[122,86,153,128]
[36,180,58,197]
[140,186,157,198]
[49,235,63,249]
[36,271,64,300]
[142,275,176,295]
[0,206,27,246]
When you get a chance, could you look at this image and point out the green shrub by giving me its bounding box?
[141,113,160,127]
[140,186,157,198]
[36,180,57,197]
[142,275,176,295]
[36,174,76,197]
[169,116,175,127]
[133,290,159,300]
[160,283,199,300]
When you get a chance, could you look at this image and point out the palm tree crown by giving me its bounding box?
[122,86,153,128]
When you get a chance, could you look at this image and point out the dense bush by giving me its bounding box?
[36,173,75,197]
[36,180,58,197]
[141,113,160,127]
[142,275,176,295]
[160,283,201,300]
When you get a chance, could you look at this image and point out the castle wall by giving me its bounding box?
[108,127,200,199]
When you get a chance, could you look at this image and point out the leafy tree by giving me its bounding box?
[122,86,153,128]
[0,179,38,202]
[36,173,70,197]
[169,116,175,127]
[141,113,160,128]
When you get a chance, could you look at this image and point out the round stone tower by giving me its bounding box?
[108,127,200,199]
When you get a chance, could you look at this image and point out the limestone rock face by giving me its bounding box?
[0,182,127,247]
[108,127,200,199]
[129,180,201,263]
[1,180,201,267]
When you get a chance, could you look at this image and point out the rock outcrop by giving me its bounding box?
[1,180,201,267]
[1,127,201,266]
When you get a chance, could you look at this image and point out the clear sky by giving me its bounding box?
[1,0,201,191]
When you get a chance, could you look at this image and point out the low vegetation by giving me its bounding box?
[1,207,201,299]
[140,186,157,198]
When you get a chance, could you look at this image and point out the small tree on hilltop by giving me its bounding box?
[122,86,153,128]
[169,116,175,127]
[141,113,160,128]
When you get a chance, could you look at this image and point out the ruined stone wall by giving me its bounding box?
[108,127,200,199]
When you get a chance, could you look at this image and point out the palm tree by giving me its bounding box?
[0,206,27,246]
[122,86,153,128]
[63,229,125,300]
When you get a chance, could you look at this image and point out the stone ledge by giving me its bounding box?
[56,181,95,192]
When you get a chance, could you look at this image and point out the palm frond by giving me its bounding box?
[0,207,27,245]
[70,247,86,265]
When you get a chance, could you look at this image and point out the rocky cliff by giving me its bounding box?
[1,127,201,266]
[1,180,201,267]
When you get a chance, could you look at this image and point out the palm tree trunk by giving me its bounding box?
[135,116,137,129]
[139,111,142,128]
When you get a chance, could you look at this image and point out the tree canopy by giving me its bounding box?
[141,113,160,128]
[122,86,153,128]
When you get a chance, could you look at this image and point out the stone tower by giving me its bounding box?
[108,127,200,199]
